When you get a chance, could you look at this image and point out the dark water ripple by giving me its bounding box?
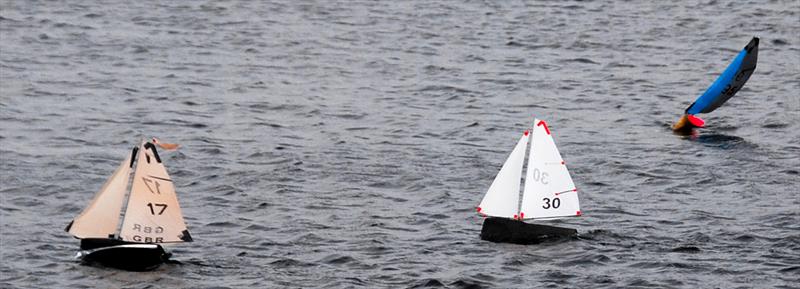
[2,0,799,288]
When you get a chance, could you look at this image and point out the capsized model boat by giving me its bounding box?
[65,140,192,271]
[673,37,759,133]
[477,119,580,244]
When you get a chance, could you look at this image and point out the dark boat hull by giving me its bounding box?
[480,217,577,245]
[78,240,170,271]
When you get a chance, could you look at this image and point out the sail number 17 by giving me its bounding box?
[147,203,168,215]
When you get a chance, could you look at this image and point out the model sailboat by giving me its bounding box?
[477,119,580,244]
[673,37,759,133]
[65,140,192,271]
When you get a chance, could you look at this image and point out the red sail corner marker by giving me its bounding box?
[537,120,551,135]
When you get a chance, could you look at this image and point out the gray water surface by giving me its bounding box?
[1,1,799,288]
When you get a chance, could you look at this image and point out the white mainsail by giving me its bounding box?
[67,151,133,239]
[520,119,581,219]
[477,132,529,219]
[119,143,192,243]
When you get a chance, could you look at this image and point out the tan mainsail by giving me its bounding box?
[67,152,133,239]
[119,143,192,243]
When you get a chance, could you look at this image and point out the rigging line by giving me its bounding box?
[554,188,577,196]
[147,175,172,182]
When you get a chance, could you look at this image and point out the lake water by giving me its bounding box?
[1,0,798,288]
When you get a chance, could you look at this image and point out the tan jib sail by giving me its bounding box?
[66,149,134,239]
[119,142,192,243]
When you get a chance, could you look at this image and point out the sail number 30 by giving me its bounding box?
[542,197,560,209]
[530,168,549,185]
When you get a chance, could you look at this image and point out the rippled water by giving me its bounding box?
[2,1,799,288]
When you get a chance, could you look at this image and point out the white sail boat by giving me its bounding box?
[65,140,192,270]
[477,119,581,244]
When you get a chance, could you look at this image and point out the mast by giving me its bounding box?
[516,122,534,220]
[113,144,140,238]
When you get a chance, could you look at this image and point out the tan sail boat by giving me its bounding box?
[65,140,192,271]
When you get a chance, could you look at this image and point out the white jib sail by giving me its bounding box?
[119,143,191,243]
[478,132,529,219]
[520,119,581,219]
[68,152,133,239]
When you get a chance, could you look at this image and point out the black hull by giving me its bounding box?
[80,238,131,250]
[79,241,170,271]
[480,217,577,245]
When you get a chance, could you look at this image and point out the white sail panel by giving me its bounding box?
[478,132,529,219]
[119,143,191,243]
[520,119,580,219]
[67,152,133,239]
